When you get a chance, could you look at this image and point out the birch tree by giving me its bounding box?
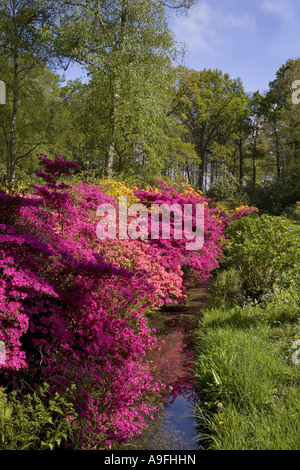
[0,0,60,185]
[56,0,198,179]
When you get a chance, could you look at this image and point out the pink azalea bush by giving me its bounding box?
[133,181,226,281]
[0,156,160,448]
[0,155,252,449]
[99,239,185,307]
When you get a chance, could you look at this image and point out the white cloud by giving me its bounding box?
[261,0,293,20]
[171,2,256,54]
[172,3,215,52]
[219,12,256,32]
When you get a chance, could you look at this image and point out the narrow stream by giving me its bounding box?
[118,283,209,451]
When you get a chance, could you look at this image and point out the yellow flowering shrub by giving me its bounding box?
[98,179,139,205]
[0,178,30,196]
[215,200,258,217]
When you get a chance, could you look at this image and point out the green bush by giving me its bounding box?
[282,202,300,222]
[207,166,247,203]
[210,268,242,307]
[0,383,77,450]
[224,214,300,300]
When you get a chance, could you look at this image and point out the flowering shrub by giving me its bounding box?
[0,155,251,449]
[98,179,139,205]
[99,239,184,307]
[0,177,30,197]
[215,202,258,219]
[133,180,227,282]
[0,156,160,448]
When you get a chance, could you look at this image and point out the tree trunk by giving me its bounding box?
[197,139,206,190]
[107,121,116,180]
[239,137,243,185]
[252,135,257,187]
[252,119,259,187]
[7,0,19,186]
[106,0,128,179]
[274,126,281,180]
[106,76,121,179]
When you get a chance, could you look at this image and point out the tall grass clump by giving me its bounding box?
[194,213,300,450]
[194,302,300,449]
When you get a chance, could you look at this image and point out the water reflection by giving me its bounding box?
[145,326,201,450]
[159,395,200,450]
[117,285,208,451]
[118,395,201,451]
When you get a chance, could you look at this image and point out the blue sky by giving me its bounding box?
[62,0,300,95]
[169,0,300,94]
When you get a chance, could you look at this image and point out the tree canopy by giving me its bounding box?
[0,1,299,214]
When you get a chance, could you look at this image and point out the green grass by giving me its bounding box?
[194,300,300,450]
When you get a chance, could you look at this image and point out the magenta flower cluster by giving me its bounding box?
[0,155,253,449]
[134,181,226,281]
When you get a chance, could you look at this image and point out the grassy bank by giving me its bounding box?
[194,299,300,450]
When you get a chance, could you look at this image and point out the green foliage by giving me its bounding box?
[283,202,300,222]
[56,0,190,180]
[245,58,300,211]
[246,173,300,216]
[0,0,63,184]
[210,268,242,307]
[169,66,249,189]
[0,66,77,184]
[207,166,246,202]
[224,214,300,300]
[0,383,77,450]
